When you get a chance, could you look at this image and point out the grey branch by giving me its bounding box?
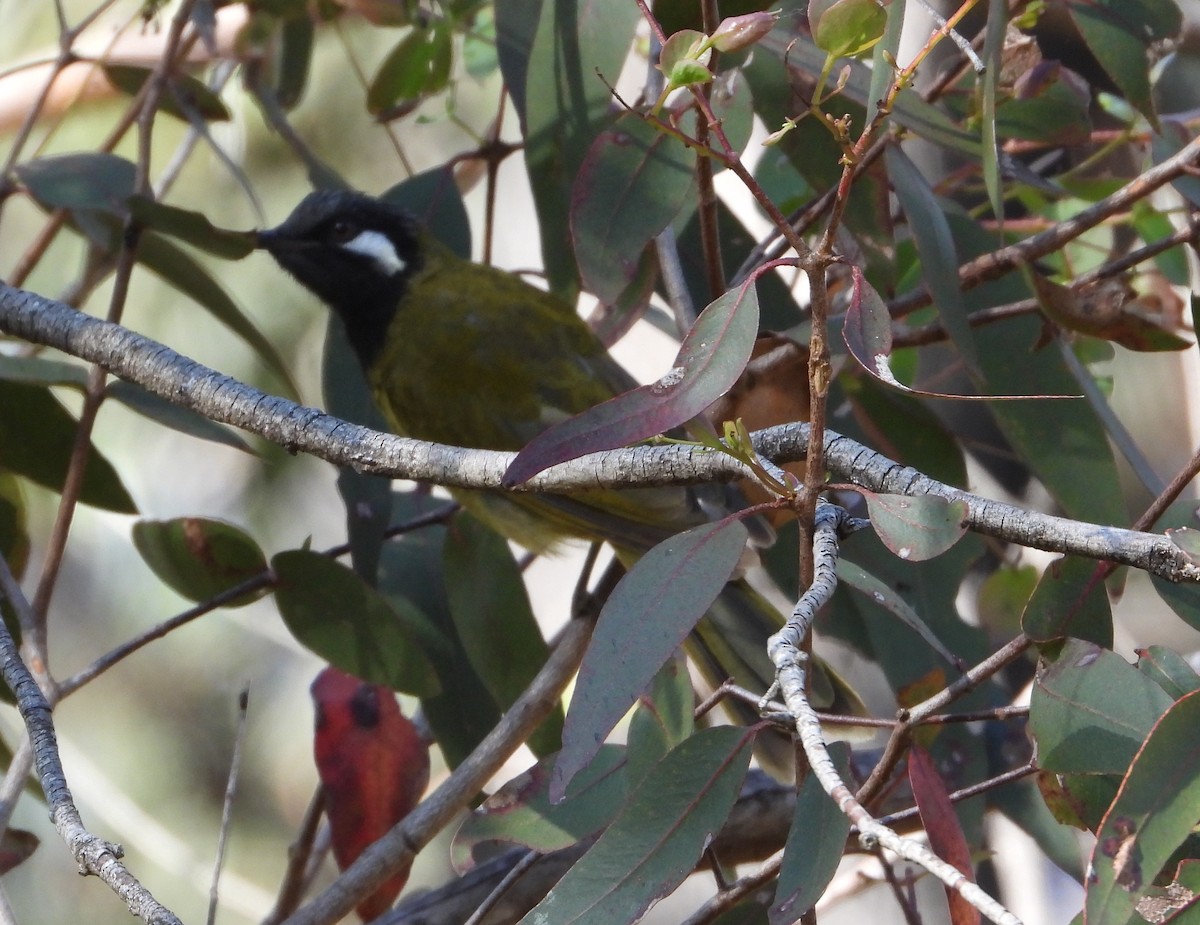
[0,557,182,925]
[765,503,1022,925]
[0,282,1196,582]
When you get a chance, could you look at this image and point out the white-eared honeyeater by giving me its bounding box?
[258,190,784,704]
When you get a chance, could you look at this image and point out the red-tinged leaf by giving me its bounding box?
[1029,639,1174,775]
[909,745,980,925]
[552,518,749,801]
[860,490,967,562]
[0,828,37,874]
[451,745,629,871]
[1021,556,1112,647]
[1086,690,1200,925]
[132,517,267,606]
[843,265,894,383]
[522,727,753,925]
[504,282,759,487]
[572,116,696,306]
[312,667,430,921]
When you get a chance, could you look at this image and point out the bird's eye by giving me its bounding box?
[328,220,359,244]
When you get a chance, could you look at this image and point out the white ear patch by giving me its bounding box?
[342,230,407,276]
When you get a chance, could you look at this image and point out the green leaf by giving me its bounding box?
[0,474,28,581]
[810,0,887,58]
[522,0,640,296]
[102,64,231,122]
[452,745,628,866]
[1029,639,1173,774]
[1148,501,1200,633]
[504,281,759,485]
[273,549,440,697]
[136,231,298,397]
[275,14,314,109]
[1086,691,1200,924]
[523,726,753,925]
[1136,646,1200,700]
[837,559,960,666]
[553,518,749,800]
[106,381,253,453]
[13,153,135,214]
[1066,0,1181,130]
[626,655,694,786]
[860,491,968,562]
[572,115,696,305]
[132,517,267,606]
[376,496,501,768]
[772,742,851,921]
[0,380,135,513]
[368,21,454,117]
[1021,557,1113,647]
[128,197,256,259]
[887,146,979,373]
[443,512,562,755]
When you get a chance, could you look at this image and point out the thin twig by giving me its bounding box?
[208,687,250,925]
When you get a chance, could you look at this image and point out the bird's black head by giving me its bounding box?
[258,190,423,368]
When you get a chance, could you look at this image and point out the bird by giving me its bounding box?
[258,190,792,727]
[312,666,430,921]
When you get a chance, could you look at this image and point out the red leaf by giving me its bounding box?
[503,282,759,486]
[908,745,980,925]
[312,667,431,921]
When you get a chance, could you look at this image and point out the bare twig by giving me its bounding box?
[208,687,251,925]
[0,555,182,925]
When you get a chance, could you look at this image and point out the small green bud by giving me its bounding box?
[710,10,779,52]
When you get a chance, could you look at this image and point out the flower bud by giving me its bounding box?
[710,10,779,53]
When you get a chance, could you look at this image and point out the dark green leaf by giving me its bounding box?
[525,726,753,925]
[1086,691,1200,924]
[888,146,979,372]
[275,14,314,109]
[1029,638,1173,774]
[1021,557,1113,647]
[132,517,267,605]
[772,742,851,922]
[128,196,256,259]
[995,78,1093,146]
[368,22,454,117]
[627,655,694,786]
[505,282,758,485]
[572,115,696,305]
[376,495,500,768]
[0,381,135,513]
[102,63,231,122]
[273,549,440,697]
[553,518,749,800]
[1149,501,1200,632]
[443,512,561,755]
[0,474,28,581]
[837,559,960,666]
